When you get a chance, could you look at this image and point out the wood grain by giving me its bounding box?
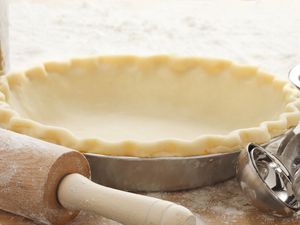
[0,129,90,225]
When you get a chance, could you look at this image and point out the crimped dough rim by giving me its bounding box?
[0,55,299,157]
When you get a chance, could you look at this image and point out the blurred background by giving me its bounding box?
[9,0,300,78]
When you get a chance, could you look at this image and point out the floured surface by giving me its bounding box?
[4,0,300,224]
[1,179,300,225]
[9,0,300,77]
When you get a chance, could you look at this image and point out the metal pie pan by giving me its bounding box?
[84,151,240,192]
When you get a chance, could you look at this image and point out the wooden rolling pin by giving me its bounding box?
[0,128,196,225]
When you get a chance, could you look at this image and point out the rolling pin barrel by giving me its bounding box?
[0,128,90,225]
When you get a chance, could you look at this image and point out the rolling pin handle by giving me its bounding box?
[57,173,196,225]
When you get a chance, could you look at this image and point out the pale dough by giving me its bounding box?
[0,56,299,156]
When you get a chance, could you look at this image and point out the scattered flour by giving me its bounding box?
[0,162,17,185]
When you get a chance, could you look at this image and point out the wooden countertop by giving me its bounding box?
[0,179,299,225]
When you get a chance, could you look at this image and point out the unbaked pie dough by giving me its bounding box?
[0,56,299,157]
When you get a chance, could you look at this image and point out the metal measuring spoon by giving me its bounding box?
[237,140,300,217]
[237,142,300,217]
[237,65,300,217]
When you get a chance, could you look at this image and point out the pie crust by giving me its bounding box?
[0,56,299,157]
